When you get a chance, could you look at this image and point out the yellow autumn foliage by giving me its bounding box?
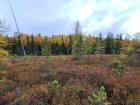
[0,49,9,56]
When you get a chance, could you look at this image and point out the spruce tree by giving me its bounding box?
[67,35,73,55]
[16,35,24,55]
[96,33,105,54]
[60,35,66,55]
[25,35,31,55]
[72,34,83,59]
[31,35,36,55]
[42,37,51,56]
[72,21,83,59]
[105,32,114,54]
[114,34,122,54]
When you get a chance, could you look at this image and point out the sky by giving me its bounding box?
[0,0,140,36]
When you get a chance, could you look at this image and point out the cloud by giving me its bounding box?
[122,10,140,34]
[63,0,140,35]
[0,0,140,36]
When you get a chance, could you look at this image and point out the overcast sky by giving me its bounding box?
[0,0,140,36]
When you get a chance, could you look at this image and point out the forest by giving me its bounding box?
[1,29,140,57]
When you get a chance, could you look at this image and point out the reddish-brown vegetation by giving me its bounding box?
[0,55,140,105]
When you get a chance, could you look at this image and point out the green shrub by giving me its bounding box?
[47,80,61,104]
[111,58,126,76]
[87,86,110,105]
[111,58,121,68]
[48,80,60,91]
[126,57,137,66]
[0,78,6,84]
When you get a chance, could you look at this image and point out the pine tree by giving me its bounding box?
[72,35,83,59]
[31,35,36,55]
[16,35,24,55]
[60,35,66,55]
[105,32,114,54]
[96,33,105,54]
[25,35,31,55]
[67,35,73,55]
[72,21,83,59]
[11,37,17,55]
[42,36,51,56]
[114,34,122,54]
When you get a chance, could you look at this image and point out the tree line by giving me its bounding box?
[0,20,140,57]
[0,32,140,56]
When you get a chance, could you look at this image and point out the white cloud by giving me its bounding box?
[122,10,140,34]
[63,0,140,35]
[62,0,94,21]
[1,0,140,35]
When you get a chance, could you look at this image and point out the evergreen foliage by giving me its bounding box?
[42,37,51,56]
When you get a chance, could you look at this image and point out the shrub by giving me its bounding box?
[0,91,16,105]
[48,80,60,91]
[55,82,89,105]
[87,86,110,105]
[0,80,15,105]
[104,75,140,105]
[126,57,137,66]
[0,78,6,85]
[0,80,15,94]
[111,58,121,68]
[9,93,27,105]
[89,73,105,87]
[111,58,126,76]
[28,85,50,105]
[0,58,9,70]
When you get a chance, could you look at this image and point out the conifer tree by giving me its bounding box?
[82,41,93,55]
[82,36,93,55]
[133,32,140,51]
[11,36,16,54]
[72,21,83,59]
[25,35,31,55]
[42,36,51,56]
[114,34,122,54]
[60,35,66,55]
[16,35,24,55]
[105,32,114,54]
[96,33,105,54]
[67,35,73,55]
[31,35,36,55]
